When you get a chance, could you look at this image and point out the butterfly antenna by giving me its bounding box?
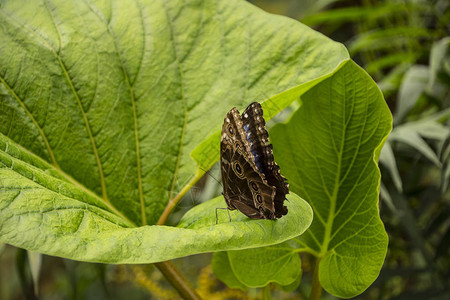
[199,166,223,188]
[173,172,199,208]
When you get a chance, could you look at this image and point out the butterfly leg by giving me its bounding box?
[215,207,232,224]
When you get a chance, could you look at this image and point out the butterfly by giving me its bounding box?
[219,102,289,220]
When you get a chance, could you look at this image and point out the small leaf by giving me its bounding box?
[212,242,302,290]
[389,126,442,167]
[380,142,403,192]
[212,252,247,291]
[270,60,391,298]
[275,270,302,292]
[398,108,450,140]
[379,181,396,213]
[388,108,450,172]
[395,65,429,123]
[227,242,301,288]
[429,37,450,89]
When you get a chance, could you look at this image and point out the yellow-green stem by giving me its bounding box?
[154,261,202,300]
[157,169,204,225]
[263,284,271,300]
[310,257,322,300]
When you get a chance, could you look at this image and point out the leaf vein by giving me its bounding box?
[83,0,146,224]
[42,0,109,202]
[158,0,189,225]
[0,76,59,168]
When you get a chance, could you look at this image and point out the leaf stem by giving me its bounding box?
[310,257,322,300]
[293,247,320,257]
[154,261,202,300]
[157,169,204,225]
[263,284,272,300]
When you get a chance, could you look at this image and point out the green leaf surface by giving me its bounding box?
[177,193,312,234]
[212,252,247,291]
[1,0,346,263]
[275,268,302,292]
[1,135,312,263]
[270,60,391,298]
[230,242,301,288]
[212,242,302,290]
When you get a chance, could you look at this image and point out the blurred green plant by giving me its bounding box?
[376,37,450,300]
[304,1,450,299]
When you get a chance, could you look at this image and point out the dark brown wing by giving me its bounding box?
[220,107,276,219]
[241,102,289,218]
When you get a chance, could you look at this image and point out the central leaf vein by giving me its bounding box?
[161,0,188,220]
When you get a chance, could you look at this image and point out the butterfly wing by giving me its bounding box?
[220,107,276,219]
[242,102,289,218]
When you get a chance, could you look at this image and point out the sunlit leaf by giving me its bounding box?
[0,0,347,263]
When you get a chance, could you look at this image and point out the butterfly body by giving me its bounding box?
[220,102,289,220]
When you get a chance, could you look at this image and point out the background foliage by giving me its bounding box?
[1,0,449,299]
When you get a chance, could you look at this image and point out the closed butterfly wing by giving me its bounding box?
[241,102,289,217]
[220,108,276,219]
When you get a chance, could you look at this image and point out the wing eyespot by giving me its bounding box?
[232,161,245,178]
[227,124,234,135]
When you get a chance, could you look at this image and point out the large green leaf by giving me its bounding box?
[0,136,312,262]
[270,60,391,298]
[1,0,347,263]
